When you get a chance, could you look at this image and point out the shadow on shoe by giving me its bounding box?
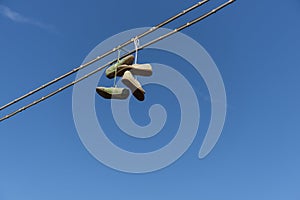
[122,71,145,101]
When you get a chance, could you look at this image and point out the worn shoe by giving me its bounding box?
[118,64,152,77]
[96,87,129,100]
[122,71,145,101]
[105,55,135,79]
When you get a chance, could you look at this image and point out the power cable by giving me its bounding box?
[0,0,235,122]
[0,0,210,112]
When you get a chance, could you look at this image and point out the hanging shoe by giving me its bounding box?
[105,55,135,79]
[118,64,152,77]
[96,87,129,100]
[122,71,145,101]
[106,63,152,79]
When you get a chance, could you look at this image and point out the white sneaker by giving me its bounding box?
[122,71,145,101]
[96,87,129,100]
[119,64,152,77]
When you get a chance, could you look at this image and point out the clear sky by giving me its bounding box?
[0,0,300,199]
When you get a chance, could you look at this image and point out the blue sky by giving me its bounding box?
[1,0,300,199]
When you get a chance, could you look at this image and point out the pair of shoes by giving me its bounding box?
[96,71,148,101]
[97,55,152,101]
[105,55,152,78]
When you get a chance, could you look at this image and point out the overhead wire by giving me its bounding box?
[0,0,210,112]
[0,0,235,122]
